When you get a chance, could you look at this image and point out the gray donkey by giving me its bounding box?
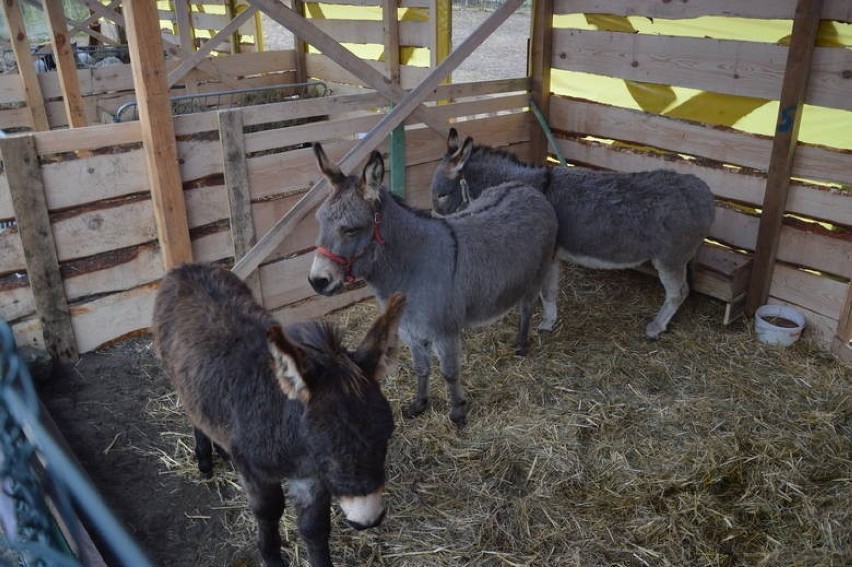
[309,144,557,427]
[431,129,716,340]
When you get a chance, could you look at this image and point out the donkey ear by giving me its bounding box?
[448,136,474,175]
[360,150,385,204]
[447,127,460,153]
[267,325,311,403]
[354,293,406,382]
[313,143,346,190]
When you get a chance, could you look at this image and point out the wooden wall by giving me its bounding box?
[542,0,852,353]
[0,78,529,354]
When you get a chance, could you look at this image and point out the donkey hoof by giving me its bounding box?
[644,322,664,341]
[537,320,555,333]
[515,344,529,357]
[403,399,428,419]
[449,404,468,429]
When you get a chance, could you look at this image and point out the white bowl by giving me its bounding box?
[754,304,806,347]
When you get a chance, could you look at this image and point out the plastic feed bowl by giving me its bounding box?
[754,304,806,347]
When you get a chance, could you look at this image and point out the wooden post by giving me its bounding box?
[1,0,50,131]
[173,0,198,94]
[292,0,308,84]
[834,286,852,363]
[384,0,406,197]
[42,0,87,128]
[1,136,78,362]
[124,0,192,270]
[529,0,554,165]
[218,109,262,298]
[745,0,823,315]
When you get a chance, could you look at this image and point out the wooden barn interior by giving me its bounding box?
[0,0,849,363]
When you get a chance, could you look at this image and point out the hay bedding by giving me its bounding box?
[131,265,851,567]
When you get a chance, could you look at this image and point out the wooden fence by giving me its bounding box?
[533,0,851,355]
[0,78,529,355]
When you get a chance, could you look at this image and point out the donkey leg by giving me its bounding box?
[193,428,214,478]
[646,260,690,340]
[290,480,333,567]
[434,335,467,428]
[515,295,538,356]
[402,339,432,419]
[538,259,560,332]
[237,464,287,567]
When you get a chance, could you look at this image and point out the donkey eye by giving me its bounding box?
[342,226,361,237]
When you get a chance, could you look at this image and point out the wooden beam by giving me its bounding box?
[248,0,449,136]
[123,0,192,269]
[173,0,198,93]
[42,0,87,127]
[218,109,262,298]
[384,0,406,197]
[78,0,244,90]
[745,0,823,315]
[233,0,526,279]
[292,0,308,84]
[529,0,554,165]
[167,7,257,87]
[0,0,50,131]
[834,284,852,363]
[1,135,78,362]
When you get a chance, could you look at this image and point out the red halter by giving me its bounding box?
[315,212,385,283]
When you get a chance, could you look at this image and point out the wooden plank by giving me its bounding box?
[173,0,198,94]
[167,7,257,87]
[1,135,77,361]
[42,0,87,127]
[33,121,142,155]
[529,0,554,165]
[305,53,431,90]
[244,113,381,155]
[746,0,823,315]
[124,0,193,269]
[271,285,373,325]
[218,109,262,297]
[248,0,449,134]
[769,262,847,318]
[385,0,406,196]
[69,283,157,353]
[292,0,308,84]
[549,96,852,188]
[550,30,852,112]
[0,0,49,131]
[554,0,851,22]
[0,284,33,323]
[834,284,852,360]
[233,0,526,279]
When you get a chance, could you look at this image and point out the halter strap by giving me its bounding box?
[459,177,471,208]
[316,211,385,283]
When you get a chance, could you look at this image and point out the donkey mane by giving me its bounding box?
[469,144,537,170]
[288,320,370,396]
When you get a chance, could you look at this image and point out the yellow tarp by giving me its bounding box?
[552,14,852,150]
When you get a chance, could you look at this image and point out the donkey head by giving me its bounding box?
[309,143,386,295]
[268,293,405,530]
[431,127,474,216]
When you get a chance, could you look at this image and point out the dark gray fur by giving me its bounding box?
[152,263,402,567]
[309,145,558,427]
[431,129,716,339]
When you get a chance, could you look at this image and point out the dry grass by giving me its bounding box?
[143,265,851,566]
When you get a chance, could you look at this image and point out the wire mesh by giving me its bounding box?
[0,320,154,567]
[113,80,329,122]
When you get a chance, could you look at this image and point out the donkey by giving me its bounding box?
[152,263,405,567]
[431,128,716,340]
[308,144,557,428]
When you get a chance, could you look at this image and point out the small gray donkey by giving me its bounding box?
[309,144,557,427]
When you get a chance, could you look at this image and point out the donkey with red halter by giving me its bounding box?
[309,144,557,428]
[153,263,404,567]
[431,129,716,340]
